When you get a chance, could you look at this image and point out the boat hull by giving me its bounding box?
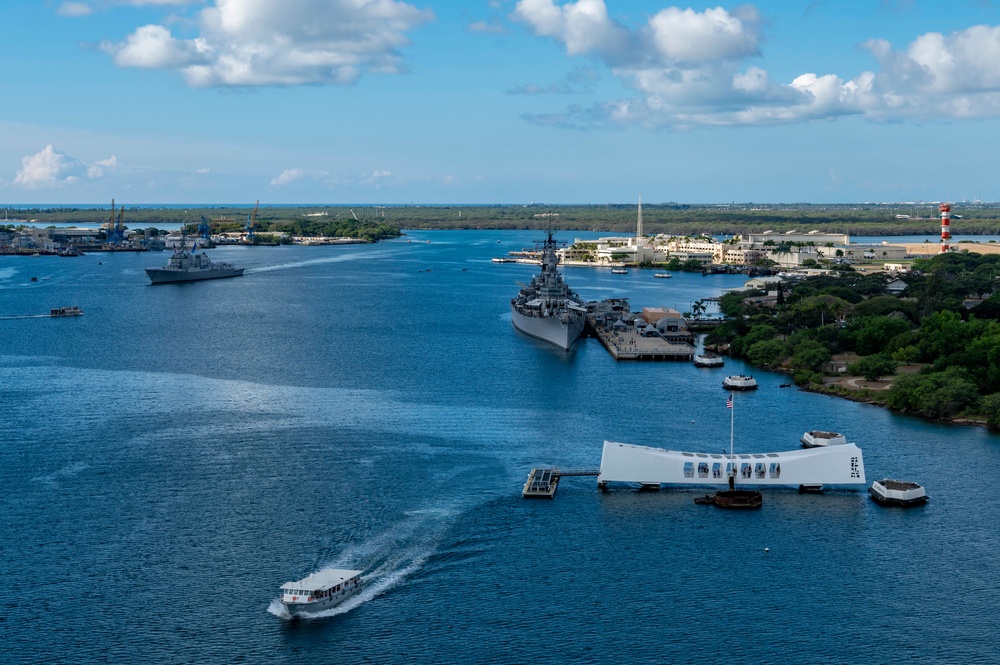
[145,267,245,284]
[281,582,363,617]
[511,307,585,351]
[693,356,724,368]
[722,381,757,390]
[869,480,928,507]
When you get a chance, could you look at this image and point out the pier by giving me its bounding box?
[586,316,694,361]
[522,467,601,498]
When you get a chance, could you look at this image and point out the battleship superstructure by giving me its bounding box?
[145,238,244,284]
[510,231,586,350]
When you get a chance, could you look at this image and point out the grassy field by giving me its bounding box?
[7,202,1000,236]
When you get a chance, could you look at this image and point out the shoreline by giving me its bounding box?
[788,371,992,430]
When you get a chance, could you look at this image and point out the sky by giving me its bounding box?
[1,0,999,205]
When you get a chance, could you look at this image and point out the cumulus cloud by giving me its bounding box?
[513,1,1000,128]
[87,155,120,179]
[513,0,630,60]
[11,148,161,189]
[56,2,92,17]
[14,146,88,189]
[100,0,434,87]
[270,168,330,186]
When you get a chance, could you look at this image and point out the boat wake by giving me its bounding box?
[31,461,89,486]
[247,249,402,274]
[268,508,455,620]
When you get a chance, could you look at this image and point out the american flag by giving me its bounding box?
[726,394,733,409]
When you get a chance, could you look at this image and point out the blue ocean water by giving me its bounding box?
[1,230,998,664]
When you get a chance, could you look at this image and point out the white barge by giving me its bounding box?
[279,568,364,617]
[869,479,928,507]
[723,375,758,390]
[597,440,866,491]
[800,430,847,448]
[693,354,725,368]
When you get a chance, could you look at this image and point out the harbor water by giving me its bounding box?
[1,230,998,664]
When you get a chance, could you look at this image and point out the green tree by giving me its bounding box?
[848,354,898,381]
[886,367,980,418]
[730,324,778,356]
[747,339,789,368]
[790,339,831,372]
[848,315,913,356]
[852,295,918,321]
[982,393,1000,431]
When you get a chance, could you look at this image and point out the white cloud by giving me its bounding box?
[468,20,506,34]
[56,2,92,17]
[86,155,120,179]
[101,0,434,87]
[513,2,1000,128]
[270,168,330,186]
[646,6,760,62]
[513,0,629,60]
[102,24,206,69]
[371,170,392,178]
[14,146,87,189]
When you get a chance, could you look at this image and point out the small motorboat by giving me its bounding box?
[869,479,928,507]
[50,306,83,317]
[800,430,847,448]
[654,272,672,278]
[693,490,763,509]
[611,268,628,275]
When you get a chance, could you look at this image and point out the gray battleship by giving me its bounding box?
[145,240,244,284]
[510,231,586,350]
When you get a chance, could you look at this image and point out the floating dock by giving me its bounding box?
[586,317,694,361]
[522,467,601,498]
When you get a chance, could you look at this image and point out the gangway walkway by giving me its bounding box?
[522,467,601,498]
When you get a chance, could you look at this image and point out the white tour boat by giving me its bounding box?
[800,430,847,448]
[50,306,83,317]
[654,272,672,278]
[869,479,929,507]
[611,268,629,275]
[722,375,758,390]
[279,568,364,617]
[693,354,725,368]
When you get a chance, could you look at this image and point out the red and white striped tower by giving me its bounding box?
[940,203,951,253]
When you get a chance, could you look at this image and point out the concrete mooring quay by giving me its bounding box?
[586,316,695,361]
[522,467,601,498]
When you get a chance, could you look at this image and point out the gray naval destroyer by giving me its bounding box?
[510,231,586,350]
[145,239,244,284]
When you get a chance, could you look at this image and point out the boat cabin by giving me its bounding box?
[280,569,362,603]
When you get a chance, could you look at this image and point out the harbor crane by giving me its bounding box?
[103,198,126,245]
[198,215,211,240]
[246,200,259,240]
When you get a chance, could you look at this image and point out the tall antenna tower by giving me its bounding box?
[636,194,643,247]
[939,203,951,253]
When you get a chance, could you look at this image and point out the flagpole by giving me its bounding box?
[729,392,735,462]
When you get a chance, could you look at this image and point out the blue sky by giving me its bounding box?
[1,0,999,204]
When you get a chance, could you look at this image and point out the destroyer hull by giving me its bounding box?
[511,307,585,351]
[145,267,245,284]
